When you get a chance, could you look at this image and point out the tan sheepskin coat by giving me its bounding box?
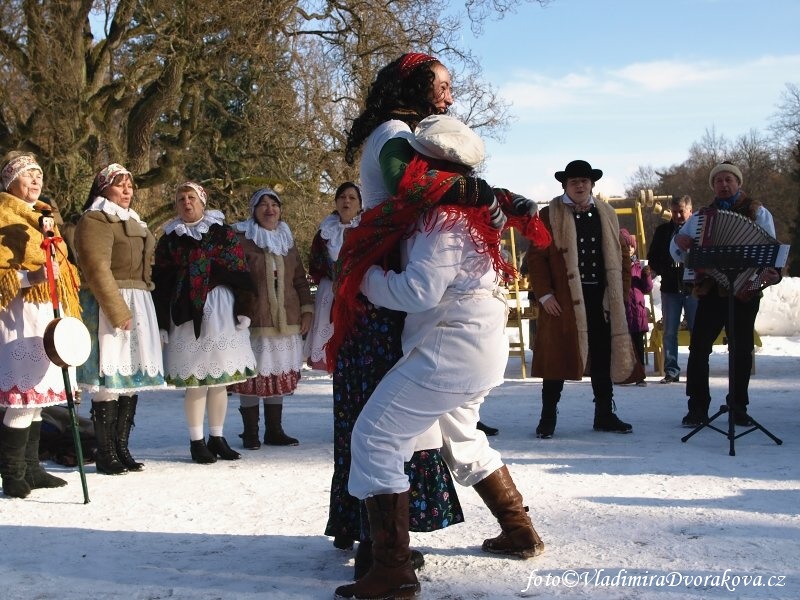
[74,210,155,328]
[237,236,313,337]
[527,196,637,382]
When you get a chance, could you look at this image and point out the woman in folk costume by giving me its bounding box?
[527,160,637,440]
[334,114,549,600]
[74,164,166,475]
[228,188,313,448]
[0,152,82,498]
[304,181,362,372]
[151,182,256,464]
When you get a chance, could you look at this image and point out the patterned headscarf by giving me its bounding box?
[94,163,131,192]
[1,154,42,190]
[398,52,438,79]
[176,181,208,205]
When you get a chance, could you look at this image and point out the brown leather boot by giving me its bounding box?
[334,491,420,599]
[473,465,545,559]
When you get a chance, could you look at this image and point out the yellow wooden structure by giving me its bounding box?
[505,227,530,378]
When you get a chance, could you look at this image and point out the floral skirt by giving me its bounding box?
[229,333,302,397]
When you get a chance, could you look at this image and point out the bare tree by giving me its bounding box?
[0,0,542,259]
[770,82,800,144]
[624,164,662,199]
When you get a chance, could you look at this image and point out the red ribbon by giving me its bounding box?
[40,236,64,313]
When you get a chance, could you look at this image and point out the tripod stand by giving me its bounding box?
[680,244,785,456]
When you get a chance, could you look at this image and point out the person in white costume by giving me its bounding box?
[334,114,545,600]
[0,152,83,498]
[75,163,167,475]
[152,182,256,465]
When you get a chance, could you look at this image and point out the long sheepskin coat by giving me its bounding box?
[526,196,637,383]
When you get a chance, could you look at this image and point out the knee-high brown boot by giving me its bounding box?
[334,491,420,599]
[116,395,144,471]
[473,465,545,559]
[25,420,67,488]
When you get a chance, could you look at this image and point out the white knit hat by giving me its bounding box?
[708,161,743,190]
[404,114,485,169]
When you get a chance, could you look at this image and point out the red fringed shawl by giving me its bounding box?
[325,155,552,370]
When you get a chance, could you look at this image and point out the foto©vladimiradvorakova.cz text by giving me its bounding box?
[521,568,787,592]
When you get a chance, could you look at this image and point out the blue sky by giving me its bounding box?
[459,0,800,199]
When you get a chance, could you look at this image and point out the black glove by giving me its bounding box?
[511,194,537,217]
[475,178,495,207]
[440,177,506,229]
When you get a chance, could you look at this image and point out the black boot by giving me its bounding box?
[238,405,261,449]
[333,535,355,550]
[334,492,420,599]
[190,439,217,464]
[207,436,241,460]
[263,402,299,446]
[0,424,32,498]
[91,401,127,475]
[536,397,558,439]
[593,398,632,433]
[25,421,67,489]
[116,395,144,471]
[477,421,499,436]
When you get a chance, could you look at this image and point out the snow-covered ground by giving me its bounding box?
[3,281,799,600]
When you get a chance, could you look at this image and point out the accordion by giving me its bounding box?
[683,208,790,295]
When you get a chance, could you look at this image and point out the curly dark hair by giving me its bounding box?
[344,56,443,166]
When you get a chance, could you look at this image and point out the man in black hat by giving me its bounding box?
[525,160,637,438]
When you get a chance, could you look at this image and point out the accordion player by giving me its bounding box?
[668,161,787,428]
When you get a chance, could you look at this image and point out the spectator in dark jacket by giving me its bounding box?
[646,195,697,384]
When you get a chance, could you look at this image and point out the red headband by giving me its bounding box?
[398,52,438,79]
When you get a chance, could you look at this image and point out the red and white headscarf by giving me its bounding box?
[94,163,131,193]
[175,181,208,205]
[1,154,42,190]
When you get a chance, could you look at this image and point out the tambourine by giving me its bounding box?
[44,316,92,368]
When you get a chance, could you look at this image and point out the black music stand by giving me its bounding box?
[680,244,783,456]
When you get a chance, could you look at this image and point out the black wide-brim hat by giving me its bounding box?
[554,159,603,183]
